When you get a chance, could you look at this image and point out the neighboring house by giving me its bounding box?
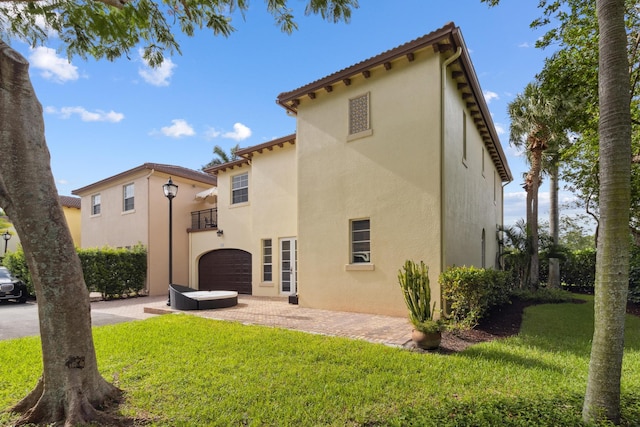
[192,22,513,317]
[0,195,82,254]
[60,195,81,247]
[72,163,217,296]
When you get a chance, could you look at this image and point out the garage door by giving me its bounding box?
[198,249,252,294]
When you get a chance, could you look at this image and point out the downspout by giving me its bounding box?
[439,46,462,314]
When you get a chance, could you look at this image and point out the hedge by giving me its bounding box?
[2,245,147,299]
[440,266,513,329]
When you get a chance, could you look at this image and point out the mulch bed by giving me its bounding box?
[422,298,640,354]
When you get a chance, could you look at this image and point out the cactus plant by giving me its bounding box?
[398,260,440,335]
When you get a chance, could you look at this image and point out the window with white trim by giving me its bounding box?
[349,93,371,136]
[91,194,101,215]
[231,172,248,204]
[351,219,371,263]
[262,239,273,282]
[123,183,134,212]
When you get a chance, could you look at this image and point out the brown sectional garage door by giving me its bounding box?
[198,249,252,294]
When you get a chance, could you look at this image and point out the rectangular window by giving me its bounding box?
[232,173,249,204]
[91,194,101,215]
[348,92,371,136]
[123,183,134,211]
[351,219,371,263]
[262,239,273,282]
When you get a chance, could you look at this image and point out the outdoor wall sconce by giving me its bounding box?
[217,229,224,237]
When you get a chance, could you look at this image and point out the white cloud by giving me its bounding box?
[222,123,252,141]
[160,119,195,138]
[46,106,124,122]
[484,90,499,104]
[138,50,176,86]
[518,42,532,48]
[29,46,78,83]
[494,123,506,135]
[204,127,222,139]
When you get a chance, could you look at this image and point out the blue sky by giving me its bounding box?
[11,0,571,226]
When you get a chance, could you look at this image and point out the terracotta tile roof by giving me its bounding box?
[235,134,296,158]
[59,195,81,209]
[276,22,512,182]
[72,163,217,195]
[203,134,296,174]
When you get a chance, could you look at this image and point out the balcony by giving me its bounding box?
[190,208,217,231]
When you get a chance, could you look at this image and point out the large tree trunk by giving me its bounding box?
[582,0,631,423]
[548,161,561,288]
[0,42,123,426]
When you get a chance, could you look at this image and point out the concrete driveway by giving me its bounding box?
[0,297,163,341]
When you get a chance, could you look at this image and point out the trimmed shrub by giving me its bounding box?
[2,245,147,299]
[559,249,596,294]
[2,250,33,295]
[440,266,512,329]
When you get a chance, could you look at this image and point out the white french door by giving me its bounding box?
[280,238,297,295]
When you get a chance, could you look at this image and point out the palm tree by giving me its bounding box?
[508,82,571,289]
[202,144,240,170]
[508,83,554,289]
[583,0,632,423]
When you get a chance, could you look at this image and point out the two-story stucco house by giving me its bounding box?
[190,22,512,317]
[72,163,217,296]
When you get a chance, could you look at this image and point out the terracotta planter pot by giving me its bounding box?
[411,329,442,350]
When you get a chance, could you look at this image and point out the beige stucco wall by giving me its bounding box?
[442,69,504,270]
[62,206,81,247]
[295,50,444,317]
[247,145,297,296]
[189,144,297,297]
[76,170,214,296]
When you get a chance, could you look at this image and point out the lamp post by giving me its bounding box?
[2,231,10,255]
[163,177,178,306]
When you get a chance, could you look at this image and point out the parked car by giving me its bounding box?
[0,267,28,303]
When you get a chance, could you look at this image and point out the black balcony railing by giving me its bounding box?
[191,208,217,230]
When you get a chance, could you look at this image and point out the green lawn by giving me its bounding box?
[1,295,639,426]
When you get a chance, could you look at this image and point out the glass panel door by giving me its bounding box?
[280,238,297,295]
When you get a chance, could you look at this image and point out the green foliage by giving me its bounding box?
[1,0,359,67]
[499,220,532,289]
[2,296,640,425]
[511,287,575,304]
[440,266,512,329]
[398,260,435,327]
[201,143,240,170]
[559,248,596,293]
[412,319,442,334]
[2,250,33,295]
[2,245,147,299]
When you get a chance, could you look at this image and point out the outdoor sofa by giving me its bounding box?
[169,284,238,310]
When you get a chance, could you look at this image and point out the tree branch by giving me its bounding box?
[0,0,129,8]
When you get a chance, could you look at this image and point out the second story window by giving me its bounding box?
[232,172,248,204]
[123,183,134,212]
[91,194,101,215]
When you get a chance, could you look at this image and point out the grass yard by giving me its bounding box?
[1,295,639,426]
